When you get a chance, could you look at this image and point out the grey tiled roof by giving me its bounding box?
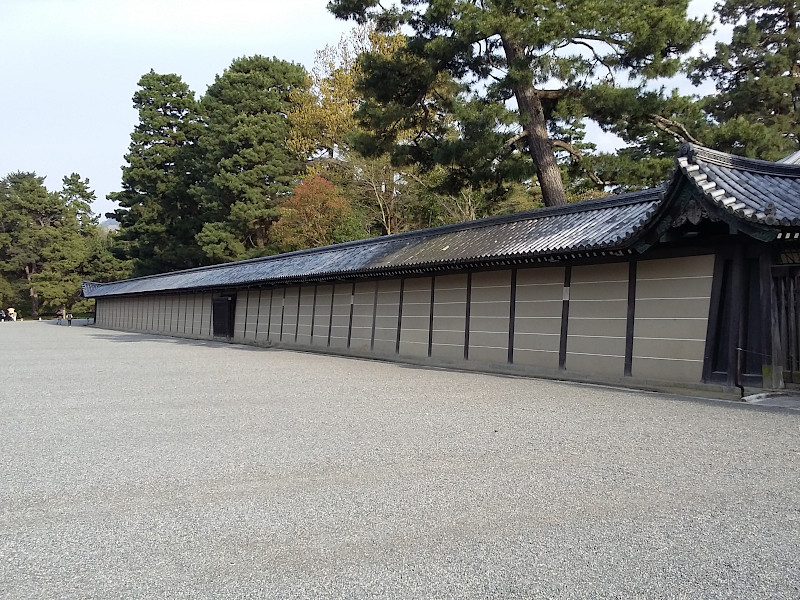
[82,188,662,298]
[678,144,800,226]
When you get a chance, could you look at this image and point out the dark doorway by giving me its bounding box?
[212,295,236,339]
[706,254,763,386]
[773,266,800,384]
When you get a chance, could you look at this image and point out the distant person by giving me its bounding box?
[66,312,73,326]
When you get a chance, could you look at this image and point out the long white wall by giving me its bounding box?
[94,255,716,386]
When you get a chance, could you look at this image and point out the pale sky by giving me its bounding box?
[0,0,722,219]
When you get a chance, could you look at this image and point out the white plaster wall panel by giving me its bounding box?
[161,296,170,332]
[179,295,188,334]
[198,293,211,337]
[632,255,714,382]
[107,298,114,328]
[514,267,564,369]
[136,298,143,330]
[159,296,167,332]
[189,294,199,335]
[152,296,159,331]
[243,290,258,342]
[567,263,628,376]
[282,287,300,342]
[312,285,333,347]
[127,298,134,329]
[232,291,247,342]
[162,296,170,332]
[176,295,183,332]
[188,295,195,335]
[138,297,145,330]
[184,294,196,336]
[399,277,432,358]
[350,282,377,351]
[127,298,134,330]
[175,295,184,333]
[297,286,315,345]
[144,297,151,331]
[253,289,271,343]
[171,296,180,333]
[156,297,163,331]
[431,274,467,361]
[373,279,401,355]
[329,284,352,349]
[469,270,511,364]
[170,295,180,333]
[269,289,285,343]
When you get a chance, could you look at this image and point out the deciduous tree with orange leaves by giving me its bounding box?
[270,175,367,252]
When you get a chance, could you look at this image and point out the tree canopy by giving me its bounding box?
[108,70,205,276]
[689,0,800,158]
[0,172,128,318]
[327,0,710,206]
[192,56,310,262]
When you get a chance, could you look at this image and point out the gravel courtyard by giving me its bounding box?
[1,321,798,599]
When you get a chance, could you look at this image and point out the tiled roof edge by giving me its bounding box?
[777,149,800,165]
[680,142,800,177]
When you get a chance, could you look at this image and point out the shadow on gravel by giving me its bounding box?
[80,326,800,413]
[83,328,274,352]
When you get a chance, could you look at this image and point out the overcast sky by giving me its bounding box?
[1,0,721,219]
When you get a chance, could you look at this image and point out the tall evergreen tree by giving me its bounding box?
[109,70,205,276]
[689,0,800,158]
[328,0,709,207]
[192,56,309,261]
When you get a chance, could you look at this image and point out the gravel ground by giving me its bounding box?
[1,321,799,599]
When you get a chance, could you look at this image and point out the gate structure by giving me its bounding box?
[774,266,800,384]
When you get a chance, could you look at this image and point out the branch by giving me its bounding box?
[550,139,608,186]
[504,131,527,147]
[650,114,702,145]
[536,89,570,100]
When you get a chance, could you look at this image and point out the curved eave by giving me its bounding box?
[678,143,800,229]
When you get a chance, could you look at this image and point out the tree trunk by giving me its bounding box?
[502,38,568,207]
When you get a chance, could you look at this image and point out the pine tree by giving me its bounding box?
[109,70,205,276]
[192,56,309,261]
[689,0,800,158]
[328,0,709,207]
